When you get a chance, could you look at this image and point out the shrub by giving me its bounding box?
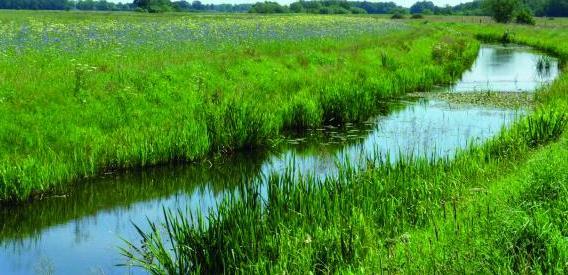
[349,7,367,14]
[515,9,536,25]
[411,13,424,19]
[391,13,405,19]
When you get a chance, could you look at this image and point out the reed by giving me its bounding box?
[122,20,568,274]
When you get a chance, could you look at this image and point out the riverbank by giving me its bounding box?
[121,20,568,273]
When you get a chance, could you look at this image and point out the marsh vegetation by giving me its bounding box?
[0,11,567,274]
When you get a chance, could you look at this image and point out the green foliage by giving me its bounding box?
[391,12,405,19]
[516,8,536,25]
[249,1,288,13]
[133,0,172,13]
[486,0,519,23]
[410,1,436,14]
[249,1,410,14]
[349,7,367,14]
[547,0,568,17]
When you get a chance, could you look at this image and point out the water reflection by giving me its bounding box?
[448,44,560,92]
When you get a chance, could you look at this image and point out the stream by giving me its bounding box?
[0,44,560,274]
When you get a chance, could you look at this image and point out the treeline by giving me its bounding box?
[250,0,568,17]
[247,1,473,15]
[172,1,252,12]
[250,1,406,14]
[0,0,566,17]
[0,0,129,10]
[0,0,251,12]
[410,0,568,17]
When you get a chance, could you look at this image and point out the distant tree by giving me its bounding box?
[452,0,486,15]
[520,0,548,16]
[290,2,304,12]
[76,0,96,10]
[485,0,519,23]
[390,7,409,14]
[333,6,350,13]
[351,1,404,14]
[95,0,115,10]
[172,0,191,11]
[410,1,436,14]
[0,0,71,10]
[349,6,367,13]
[133,0,172,12]
[547,0,568,16]
[319,6,333,13]
[302,1,322,13]
[438,5,453,14]
[515,7,535,24]
[191,0,204,10]
[249,1,288,13]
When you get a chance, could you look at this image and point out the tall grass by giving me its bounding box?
[122,94,568,274]
[122,22,568,274]
[0,13,479,202]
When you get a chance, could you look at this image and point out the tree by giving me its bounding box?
[191,0,204,10]
[410,1,436,14]
[76,0,96,10]
[486,0,519,23]
[172,1,191,11]
[516,7,535,24]
[133,0,172,12]
[249,1,287,13]
[349,6,367,14]
[290,2,304,12]
[547,0,568,16]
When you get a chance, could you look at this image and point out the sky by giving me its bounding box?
[104,0,471,8]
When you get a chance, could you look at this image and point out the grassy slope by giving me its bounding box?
[122,20,568,274]
[0,13,478,201]
[385,133,568,274]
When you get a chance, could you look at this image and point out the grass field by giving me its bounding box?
[0,10,567,273]
[118,16,568,274]
[0,12,480,202]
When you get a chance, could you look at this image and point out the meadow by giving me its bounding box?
[119,17,568,274]
[0,12,478,202]
[0,10,567,274]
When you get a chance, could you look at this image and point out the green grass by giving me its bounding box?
[121,19,568,274]
[0,12,479,202]
[2,10,568,274]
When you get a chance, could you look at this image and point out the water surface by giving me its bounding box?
[448,44,559,92]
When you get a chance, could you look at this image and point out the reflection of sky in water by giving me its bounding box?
[263,99,522,179]
[0,186,226,275]
[0,44,555,275]
[449,44,560,92]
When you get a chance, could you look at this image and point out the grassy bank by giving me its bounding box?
[0,13,479,202]
[122,21,568,273]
